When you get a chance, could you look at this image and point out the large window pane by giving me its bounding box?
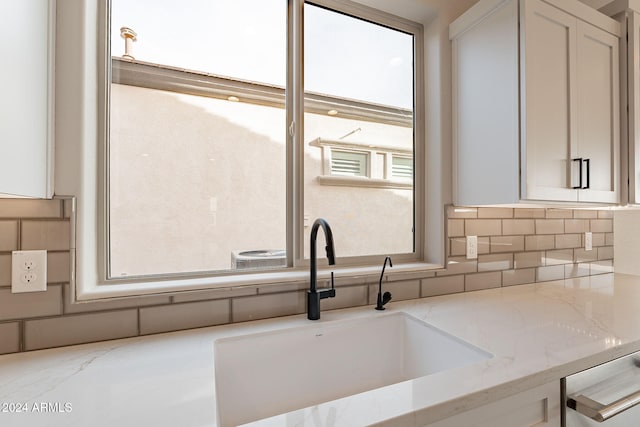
[108,0,286,277]
[110,0,285,86]
[303,3,415,259]
[304,4,413,108]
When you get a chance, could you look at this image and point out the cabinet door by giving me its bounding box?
[521,0,578,202]
[424,381,560,427]
[0,0,54,198]
[576,21,620,203]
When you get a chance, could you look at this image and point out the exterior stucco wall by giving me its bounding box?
[110,83,413,276]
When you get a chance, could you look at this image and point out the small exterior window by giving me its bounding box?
[391,156,413,179]
[309,138,412,190]
[331,150,368,177]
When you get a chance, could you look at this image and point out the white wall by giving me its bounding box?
[109,84,413,275]
[614,210,640,274]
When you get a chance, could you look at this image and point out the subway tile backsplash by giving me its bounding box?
[139,300,230,335]
[0,322,19,354]
[445,206,613,285]
[0,200,615,354]
[24,310,139,351]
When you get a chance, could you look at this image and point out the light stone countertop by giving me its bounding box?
[1,273,640,426]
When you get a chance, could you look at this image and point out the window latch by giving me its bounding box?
[289,121,295,137]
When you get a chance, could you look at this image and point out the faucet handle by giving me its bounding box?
[382,291,392,305]
[319,272,336,300]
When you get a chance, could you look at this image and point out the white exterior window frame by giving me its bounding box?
[55,0,441,303]
[309,137,413,189]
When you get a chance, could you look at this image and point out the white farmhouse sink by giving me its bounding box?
[214,312,491,426]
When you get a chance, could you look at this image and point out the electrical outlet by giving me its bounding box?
[585,232,593,251]
[11,250,47,293]
[466,236,478,259]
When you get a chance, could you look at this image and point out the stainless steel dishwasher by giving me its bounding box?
[563,350,640,426]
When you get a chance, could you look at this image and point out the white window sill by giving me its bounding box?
[317,175,412,189]
[74,262,443,302]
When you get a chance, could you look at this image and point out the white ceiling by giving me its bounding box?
[578,0,613,9]
[348,0,440,24]
[350,0,614,27]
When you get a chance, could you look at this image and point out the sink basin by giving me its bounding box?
[214,312,491,426]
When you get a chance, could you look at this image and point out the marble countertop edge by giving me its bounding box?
[2,273,640,427]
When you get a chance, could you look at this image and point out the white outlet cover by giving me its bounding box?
[585,232,593,251]
[466,236,478,259]
[11,250,47,293]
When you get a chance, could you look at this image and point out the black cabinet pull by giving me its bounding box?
[572,158,583,189]
[582,158,590,189]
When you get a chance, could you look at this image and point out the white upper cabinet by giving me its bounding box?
[0,0,55,198]
[451,0,621,205]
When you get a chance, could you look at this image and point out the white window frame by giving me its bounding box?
[56,0,447,302]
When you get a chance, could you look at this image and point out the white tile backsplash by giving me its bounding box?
[0,200,616,353]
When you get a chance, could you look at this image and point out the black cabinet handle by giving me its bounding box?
[572,158,583,189]
[582,158,590,189]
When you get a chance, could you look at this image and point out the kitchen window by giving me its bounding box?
[55,0,435,301]
[105,0,422,279]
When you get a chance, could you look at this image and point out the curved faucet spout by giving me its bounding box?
[310,218,335,293]
[379,256,393,282]
[308,218,336,320]
[375,256,393,311]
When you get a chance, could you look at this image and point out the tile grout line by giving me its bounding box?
[17,218,21,251]
[19,320,25,352]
